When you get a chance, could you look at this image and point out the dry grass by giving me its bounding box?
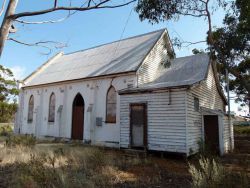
[0,133,249,187]
[1,139,189,188]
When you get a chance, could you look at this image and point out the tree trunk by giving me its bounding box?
[0,0,18,57]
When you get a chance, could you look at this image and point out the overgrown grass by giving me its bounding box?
[0,143,164,188]
[188,156,249,188]
[5,134,36,147]
[234,125,250,135]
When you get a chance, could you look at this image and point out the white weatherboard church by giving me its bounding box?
[15,29,234,156]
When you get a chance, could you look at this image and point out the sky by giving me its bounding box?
[0,0,248,116]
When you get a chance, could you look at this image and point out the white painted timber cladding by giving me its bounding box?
[137,33,169,85]
[186,64,226,154]
[223,115,231,152]
[120,90,187,153]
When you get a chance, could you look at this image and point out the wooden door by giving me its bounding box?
[71,94,84,140]
[130,104,147,148]
[204,115,219,154]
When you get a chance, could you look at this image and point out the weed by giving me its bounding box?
[188,156,249,188]
[5,134,36,147]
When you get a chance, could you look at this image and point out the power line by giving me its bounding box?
[111,2,135,60]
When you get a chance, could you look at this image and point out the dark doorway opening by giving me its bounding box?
[71,93,84,140]
[130,103,147,149]
[204,115,220,154]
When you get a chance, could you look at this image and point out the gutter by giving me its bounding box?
[119,85,190,95]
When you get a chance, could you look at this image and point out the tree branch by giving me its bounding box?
[0,0,6,17]
[182,40,206,47]
[15,12,71,24]
[9,0,136,19]
[7,37,67,55]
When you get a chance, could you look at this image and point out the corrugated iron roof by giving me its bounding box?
[24,29,165,86]
[120,54,210,92]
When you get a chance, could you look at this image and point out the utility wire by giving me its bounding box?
[111,2,135,61]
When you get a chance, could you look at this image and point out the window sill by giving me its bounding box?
[105,121,116,124]
[48,121,55,125]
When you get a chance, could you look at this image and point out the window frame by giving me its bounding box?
[194,97,200,112]
[27,95,34,123]
[105,86,117,124]
[48,92,56,123]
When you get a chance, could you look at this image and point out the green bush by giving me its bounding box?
[234,125,250,135]
[5,134,36,147]
[0,124,13,136]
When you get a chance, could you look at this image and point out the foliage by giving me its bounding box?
[212,0,250,109]
[136,0,227,24]
[0,102,18,122]
[188,156,249,188]
[0,124,13,136]
[0,65,19,122]
[5,134,36,147]
[234,125,250,135]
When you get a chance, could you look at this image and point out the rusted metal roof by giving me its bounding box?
[24,29,165,86]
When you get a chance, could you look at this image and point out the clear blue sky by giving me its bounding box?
[0,0,247,115]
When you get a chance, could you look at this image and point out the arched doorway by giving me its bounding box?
[71,93,84,140]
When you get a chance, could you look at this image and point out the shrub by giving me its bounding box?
[189,157,224,187]
[0,124,13,136]
[189,157,249,188]
[5,134,36,147]
[234,125,250,135]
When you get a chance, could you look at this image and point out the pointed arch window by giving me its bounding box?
[106,86,117,123]
[48,93,56,123]
[27,95,34,123]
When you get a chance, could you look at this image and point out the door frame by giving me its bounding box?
[71,93,85,140]
[201,107,224,155]
[129,103,148,149]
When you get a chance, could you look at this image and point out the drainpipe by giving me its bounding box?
[226,69,233,150]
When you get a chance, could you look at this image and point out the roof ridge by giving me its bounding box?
[175,53,209,60]
[64,28,166,56]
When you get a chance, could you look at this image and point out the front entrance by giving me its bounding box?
[204,115,220,154]
[71,93,84,140]
[130,103,147,149]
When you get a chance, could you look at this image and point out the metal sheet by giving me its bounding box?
[24,29,165,86]
[120,54,210,92]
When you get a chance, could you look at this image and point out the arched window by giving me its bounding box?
[27,95,34,123]
[106,86,116,123]
[48,93,56,122]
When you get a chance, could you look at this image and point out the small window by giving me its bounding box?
[27,95,34,123]
[48,93,56,122]
[194,97,200,112]
[106,86,117,123]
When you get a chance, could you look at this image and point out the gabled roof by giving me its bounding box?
[120,54,210,92]
[23,29,167,87]
[119,53,227,104]
[142,54,210,89]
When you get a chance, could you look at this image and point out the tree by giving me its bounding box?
[135,0,250,112]
[136,0,227,48]
[0,65,19,122]
[212,0,250,112]
[0,0,136,57]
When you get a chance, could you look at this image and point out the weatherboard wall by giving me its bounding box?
[186,64,227,154]
[137,33,170,85]
[120,90,188,154]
